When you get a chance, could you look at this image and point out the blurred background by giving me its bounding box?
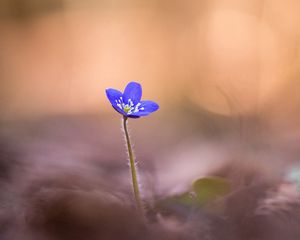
[1,0,300,186]
[0,0,299,123]
[1,0,300,182]
[1,0,300,239]
[0,0,300,190]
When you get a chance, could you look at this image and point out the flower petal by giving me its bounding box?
[140,100,159,112]
[112,105,126,115]
[128,112,149,117]
[128,100,159,117]
[122,82,142,105]
[105,88,126,115]
[127,115,141,119]
[106,88,122,103]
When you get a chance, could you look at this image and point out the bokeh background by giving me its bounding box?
[1,0,300,123]
[2,1,300,239]
[1,0,300,211]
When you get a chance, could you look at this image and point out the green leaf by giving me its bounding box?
[192,177,231,205]
[155,177,231,218]
[155,190,208,218]
[156,191,194,211]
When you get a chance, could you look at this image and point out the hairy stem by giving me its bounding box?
[122,116,144,215]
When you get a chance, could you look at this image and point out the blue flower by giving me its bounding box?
[106,82,159,118]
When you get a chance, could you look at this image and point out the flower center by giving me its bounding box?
[115,98,144,115]
[123,105,131,113]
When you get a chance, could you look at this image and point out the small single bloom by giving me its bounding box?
[106,82,159,118]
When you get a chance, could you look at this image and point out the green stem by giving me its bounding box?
[122,116,144,215]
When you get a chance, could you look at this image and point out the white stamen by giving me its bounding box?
[128,99,134,107]
[115,97,146,115]
[133,103,141,113]
[117,103,122,109]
